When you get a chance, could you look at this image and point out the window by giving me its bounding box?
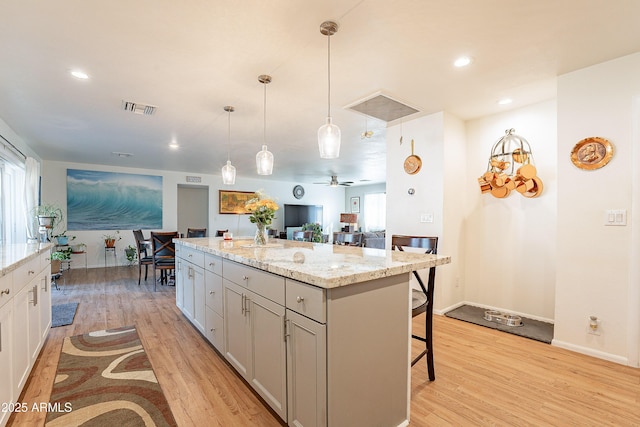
[363,192,386,232]
[0,150,27,244]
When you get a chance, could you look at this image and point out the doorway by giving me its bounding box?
[177,185,209,237]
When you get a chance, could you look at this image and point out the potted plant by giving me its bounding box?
[70,242,87,253]
[124,245,137,264]
[34,203,63,230]
[51,231,76,246]
[301,222,323,243]
[102,231,121,248]
[51,247,72,261]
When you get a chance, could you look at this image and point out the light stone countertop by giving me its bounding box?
[175,237,451,289]
[0,243,53,277]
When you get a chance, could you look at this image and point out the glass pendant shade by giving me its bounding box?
[318,116,341,159]
[221,160,236,185]
[256,145,273,175]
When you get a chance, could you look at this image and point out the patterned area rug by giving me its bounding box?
[45,325,177,426]
[51,302,79,328]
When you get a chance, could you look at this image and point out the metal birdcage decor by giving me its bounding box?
[478,128,543,198]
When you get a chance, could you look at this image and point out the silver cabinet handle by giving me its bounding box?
[42,276,48,292]
[209,290,215,295]
[0,289,9,296]
[209,262,215,267]
[188,253,192,258]
[210,328,216,332]
[241,294,245,314]
[242,275,249,281]
[296,296,304,303]
[28,270,35,275]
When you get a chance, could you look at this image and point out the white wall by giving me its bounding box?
[42,160,345,267]
[464,100,558,321]
[344,183,386,231]
[555,53,640,365]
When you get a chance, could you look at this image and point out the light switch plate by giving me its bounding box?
[420,213,434,223]
[604,209,627,226]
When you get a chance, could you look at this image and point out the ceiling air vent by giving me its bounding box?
[121,100,157,116]
[346,93,419,122]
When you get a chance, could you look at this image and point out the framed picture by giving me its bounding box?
[570,136,614,170]
[219,190,255,214]
[350,196,360,213]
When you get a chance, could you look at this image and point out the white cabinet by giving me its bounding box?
[175,259,184,310]
[0,297,13,427]
[12,280,31,395]
[0,246,52,427]
[223,279,250,378]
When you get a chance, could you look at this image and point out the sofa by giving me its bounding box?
[362,231,385,249]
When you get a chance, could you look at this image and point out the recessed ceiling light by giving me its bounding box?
[453,56,473,68]
[70,70,89,79]
[498,98,513,105]
[169,141,179,150]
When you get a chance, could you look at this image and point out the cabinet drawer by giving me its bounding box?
[205,306,224,352]
[205,253,222,275]
[13,257,39,292]
[223,260,285,305]
[286,279,326,323]
[179,246,205,267]
[205,270,223,315]
[39,251,51,271]
[0,272,12,309]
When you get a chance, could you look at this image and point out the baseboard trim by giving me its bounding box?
[552,339,629,366]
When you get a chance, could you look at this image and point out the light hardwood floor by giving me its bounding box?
[9,267,640,426]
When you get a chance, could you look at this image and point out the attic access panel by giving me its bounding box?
[347,94,419,122]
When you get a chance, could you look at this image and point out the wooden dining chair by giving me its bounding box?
[133,229,154,286]
[150,231,178,292]
[292,230,313,241]
[187,228,207,237]
[391,235,438,381]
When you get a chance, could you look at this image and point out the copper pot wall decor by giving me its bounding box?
[478,128,543,199]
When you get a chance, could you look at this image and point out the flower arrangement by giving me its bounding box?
[245,191,278,245]
[245,191,279,227]
[102,230,122,248]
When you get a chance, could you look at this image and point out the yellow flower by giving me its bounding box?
[245,191,278,226]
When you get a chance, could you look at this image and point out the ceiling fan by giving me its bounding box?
[313,175,354,187]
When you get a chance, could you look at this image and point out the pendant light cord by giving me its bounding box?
[263,82,267,144]
[227,109,231,161]
[327,33,331,118]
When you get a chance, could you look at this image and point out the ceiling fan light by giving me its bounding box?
[222,160,236,185]
[318,117,341,159]
[256,145,273,175]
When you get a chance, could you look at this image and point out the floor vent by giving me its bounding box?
[346,93,419,122]
[121,100,157,116]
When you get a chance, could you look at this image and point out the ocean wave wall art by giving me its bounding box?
[67,169,163,230]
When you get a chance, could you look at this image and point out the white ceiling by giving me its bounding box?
[2,0,640,186]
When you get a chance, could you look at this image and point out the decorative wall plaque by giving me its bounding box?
[570,136,614,170]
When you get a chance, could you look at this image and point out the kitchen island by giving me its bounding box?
[174,237,451,427]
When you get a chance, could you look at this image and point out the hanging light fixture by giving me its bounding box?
[256,74,274,175]
[318,20,341,159]
[221,106,236,185]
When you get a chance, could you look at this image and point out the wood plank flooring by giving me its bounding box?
[9,266,640,426]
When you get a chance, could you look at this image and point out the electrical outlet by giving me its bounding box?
[587,316,602,336]
[420,212,434,223]
[455,277,460,288]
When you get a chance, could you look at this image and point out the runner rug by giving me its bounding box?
[45,325,177,426]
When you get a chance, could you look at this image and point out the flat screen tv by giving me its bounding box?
[284,204,323,228]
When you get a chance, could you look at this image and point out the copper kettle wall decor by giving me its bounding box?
[478,128,543,198]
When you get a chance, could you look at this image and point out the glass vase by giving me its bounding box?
[254,222,267,246]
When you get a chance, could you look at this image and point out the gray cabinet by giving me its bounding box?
[223,262,287,421]
[204,253,224,352]
[176,247,205,334]
[0,296,13,427]
[286,309,326,427]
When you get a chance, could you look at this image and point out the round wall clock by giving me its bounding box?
[570,136,614,170]
[293,185,305,199]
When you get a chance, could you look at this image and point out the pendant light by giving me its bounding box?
[318,20,341,159]
[256,74,274,175]
[221,106,236,185]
